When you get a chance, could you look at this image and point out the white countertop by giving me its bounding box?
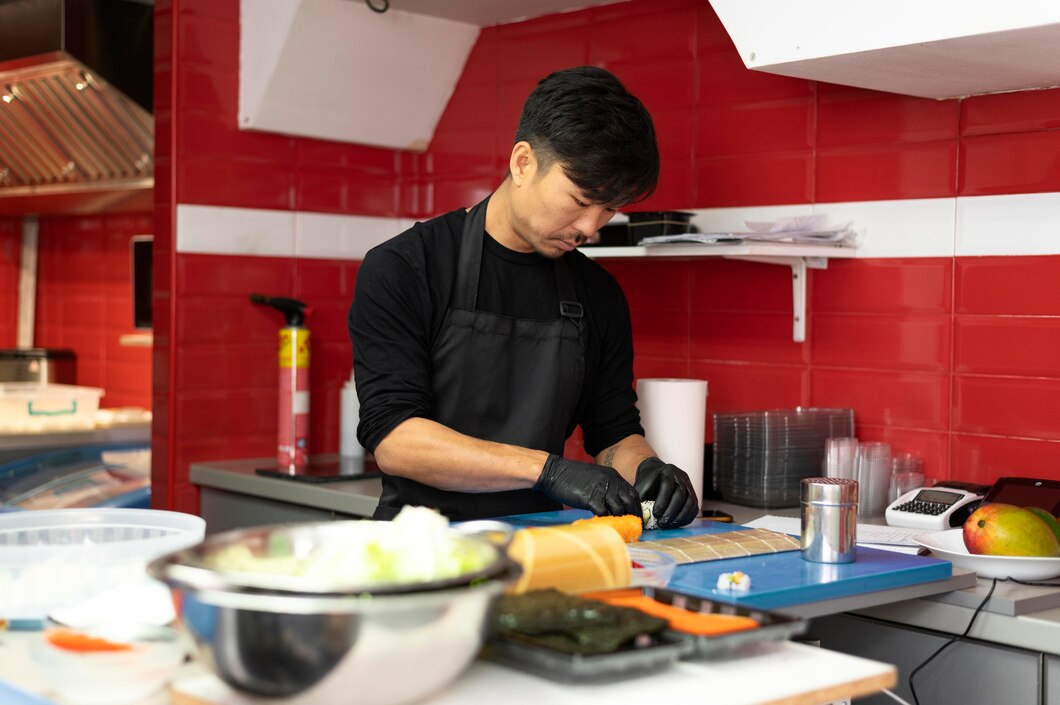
[0,629,897,705]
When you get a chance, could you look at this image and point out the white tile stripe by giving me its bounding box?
[175,192,1060,260]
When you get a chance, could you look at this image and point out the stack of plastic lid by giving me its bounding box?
[712,408,855,508]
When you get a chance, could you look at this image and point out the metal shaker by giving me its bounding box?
[801,477,858,563]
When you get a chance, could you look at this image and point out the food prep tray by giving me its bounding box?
[643,586,808,658]
[484,585,808,681]
[482,631,688,683]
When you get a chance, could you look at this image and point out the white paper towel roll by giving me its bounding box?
[636,378,708,501]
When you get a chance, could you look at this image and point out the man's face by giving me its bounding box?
[508,160,618,259]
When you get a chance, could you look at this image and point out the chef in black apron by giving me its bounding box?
[349,67,699,528]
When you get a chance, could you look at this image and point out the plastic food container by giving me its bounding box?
[0,508,206,619]
[28,625,186,705]
[0,383,103,433]
[629,547,677,588]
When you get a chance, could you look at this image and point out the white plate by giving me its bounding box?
[913,529,1060,580]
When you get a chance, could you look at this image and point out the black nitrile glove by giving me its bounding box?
[635,457,700,528]
[534,454,640,517]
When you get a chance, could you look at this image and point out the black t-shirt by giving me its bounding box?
[349,207,643,457]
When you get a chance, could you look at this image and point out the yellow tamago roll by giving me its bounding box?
[507,523,632,594]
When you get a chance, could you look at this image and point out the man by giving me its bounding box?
[349,66,699,528]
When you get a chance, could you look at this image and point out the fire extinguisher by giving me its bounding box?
[251,294,311,473]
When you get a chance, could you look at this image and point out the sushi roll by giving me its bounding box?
[641,501,658,530]
[571,514,643,543]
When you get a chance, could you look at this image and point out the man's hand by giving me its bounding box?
[635,457,699,528]
[535,455,640,516]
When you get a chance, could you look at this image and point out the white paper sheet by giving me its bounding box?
[742,515,924,555]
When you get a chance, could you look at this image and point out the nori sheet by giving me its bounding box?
[494,589,667,655]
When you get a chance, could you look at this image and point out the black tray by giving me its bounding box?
[255,457,380,483]
[643,586,808,659]
[483,631,689,683]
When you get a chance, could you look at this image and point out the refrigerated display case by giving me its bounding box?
[0,444,150,511]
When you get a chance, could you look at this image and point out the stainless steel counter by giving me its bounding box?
[190,455,383,519]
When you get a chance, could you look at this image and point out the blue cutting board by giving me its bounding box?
[496,509,953,611]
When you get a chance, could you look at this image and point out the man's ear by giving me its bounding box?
[509,141,535,187]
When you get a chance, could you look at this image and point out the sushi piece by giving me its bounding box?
[716,571,752,593]
[641,501,658,530]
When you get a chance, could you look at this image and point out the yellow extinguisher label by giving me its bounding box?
[279,329,310,369]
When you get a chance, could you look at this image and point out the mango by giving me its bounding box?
[963,503,1060,557]
[1026,507,1060,545]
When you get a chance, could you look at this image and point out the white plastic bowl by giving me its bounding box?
[29,625,186,705]
[914,529,1060,580]
[0,508,206,619]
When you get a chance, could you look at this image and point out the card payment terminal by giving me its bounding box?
[885,486,985,530]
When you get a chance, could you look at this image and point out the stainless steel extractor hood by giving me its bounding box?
[0,0,153,216]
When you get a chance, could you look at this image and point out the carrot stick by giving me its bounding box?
[45,628,134,652]
[590,595,759,636]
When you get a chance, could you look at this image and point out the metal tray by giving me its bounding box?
[482,631,689,683]
[643,586,808,659]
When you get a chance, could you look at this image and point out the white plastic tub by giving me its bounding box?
[0,383,104,433]
[0,508,206,619]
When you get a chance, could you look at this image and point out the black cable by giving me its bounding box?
[908,577,998,705]
[366,0,389,12]
[1006,577,1060,588]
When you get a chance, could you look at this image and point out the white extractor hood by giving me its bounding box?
[708,0,1060,100]
[240,0,479,152]
[240,0,629,152]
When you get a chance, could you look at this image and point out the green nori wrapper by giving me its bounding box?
[494,589,667,655]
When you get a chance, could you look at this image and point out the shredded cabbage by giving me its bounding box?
[207,506,492,587]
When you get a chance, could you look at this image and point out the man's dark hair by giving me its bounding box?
[515,66,659,207]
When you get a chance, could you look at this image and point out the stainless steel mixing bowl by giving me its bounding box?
[148,519,519,705]
[153,519,514,595]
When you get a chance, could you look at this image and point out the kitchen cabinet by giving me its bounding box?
[199,487,369,534]
[583,241,856,342]
[191,457,381,533]
[810,613,1042,705]
[1048,655,1060,704]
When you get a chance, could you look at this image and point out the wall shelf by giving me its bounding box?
[582,241,858,343]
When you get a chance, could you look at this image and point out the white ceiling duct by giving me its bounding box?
[240,0,480,152]
[239,0,630,151]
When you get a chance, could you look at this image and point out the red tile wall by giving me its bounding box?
[33,214,153,409]
[0,214,151,406]
[153,0,1060,512]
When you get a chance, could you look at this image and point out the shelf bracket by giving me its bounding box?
[725,256,828,343]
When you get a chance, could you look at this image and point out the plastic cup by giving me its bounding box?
[889,453,925,502]
[823,437,859,480]
[855,442,892,517]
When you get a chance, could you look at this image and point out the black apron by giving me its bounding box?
[373,197,587,521]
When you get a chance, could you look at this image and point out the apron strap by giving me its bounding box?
[456,194,583,321]
[454,197,489,312]
[554,256,584,320]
